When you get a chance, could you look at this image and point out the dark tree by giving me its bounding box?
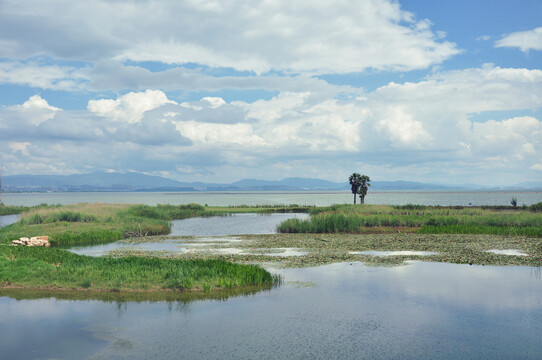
[357,175,371,204]
[349,173,362,204]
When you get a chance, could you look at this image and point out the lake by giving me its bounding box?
[2,196,542,359]
[1,262,541,359]
[2,190,542,207]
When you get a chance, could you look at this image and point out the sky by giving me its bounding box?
[0,0,541,186]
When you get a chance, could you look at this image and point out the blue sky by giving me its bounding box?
[0,0,541,186]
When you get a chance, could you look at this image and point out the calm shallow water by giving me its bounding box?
[1,262,541,360]
[170,213,309,236]
[67,213,308,256]
[67,240,192,257]
[0,214,19,228]
[3,190,542,206]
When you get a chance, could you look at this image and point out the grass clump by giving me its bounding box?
[0,204,29,216]
[0,245,278,292]
[277,204,542,237]
[530,202,542,212]
[1,203,211,247]
[0,202,287,293]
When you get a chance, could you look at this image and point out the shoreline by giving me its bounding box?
[1,203,541,295]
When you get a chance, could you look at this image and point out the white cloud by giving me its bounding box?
[372,65,542,116]
[87,90,176,123]
[9,95,60,126]
[2,63,542,185]
[374,106,433,149]
[470,116,541,160]
[174,121,265,147]
[0,61,86,90]
[0,0,459,74]
[201,97,226,109]
[246,92,310,123]
[495,27,542,52]
[8,142,31,156]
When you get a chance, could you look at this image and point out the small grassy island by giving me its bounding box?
[1,202,541,293]
[0,203,285,292]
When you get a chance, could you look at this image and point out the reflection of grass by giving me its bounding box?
[287,280,316,288]
[0,282,275,302]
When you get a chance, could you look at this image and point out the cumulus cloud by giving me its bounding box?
[2,64,542,184]
[87,90,176,123]
[0,95,60,128]
[374,106,433,149]
[469,116,541,159]
[495,27,542,52]
[0,0,459,74]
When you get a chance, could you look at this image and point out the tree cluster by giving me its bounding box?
[349,173,371,204]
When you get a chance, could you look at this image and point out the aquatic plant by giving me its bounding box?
[0,204,28,216]
[277,204,542,236]
[0,245,278,291]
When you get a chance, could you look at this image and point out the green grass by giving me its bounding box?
[0,202,286,292]
[3,202,541,292]
[0,244,279,291]
[1,202,314,247]
[0,204,29,216]
[277,204,542,236]
[0,203,207,247]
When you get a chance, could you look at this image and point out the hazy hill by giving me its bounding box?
[3,171,537,191]
[3,172,183,189]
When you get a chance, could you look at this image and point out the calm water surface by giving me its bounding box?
[67,213,308,256]
[169,212,309,236]
[3,190,542,206]
[0,214,19,228]
[3,194,542,359]
[1,262,541,359]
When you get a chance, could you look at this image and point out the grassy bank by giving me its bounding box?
[0,203,281,292]
[3,202,541,291]
[278,203,542,236]
[1,203,208,246]
[0,245,279,291]
[0,202,310,246]
[0,204,30,216]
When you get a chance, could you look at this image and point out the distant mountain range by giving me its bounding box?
[1,172,541,192]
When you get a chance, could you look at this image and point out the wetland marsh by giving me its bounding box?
[1,200,542,359]
[2,261,541,359]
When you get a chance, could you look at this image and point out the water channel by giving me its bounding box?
[1,214,542,359]
[1,261,541,359]
[0,214,19,228]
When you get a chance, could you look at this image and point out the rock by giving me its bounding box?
[11,236,51,247]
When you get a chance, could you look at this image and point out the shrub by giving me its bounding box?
[530,202,542,212]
